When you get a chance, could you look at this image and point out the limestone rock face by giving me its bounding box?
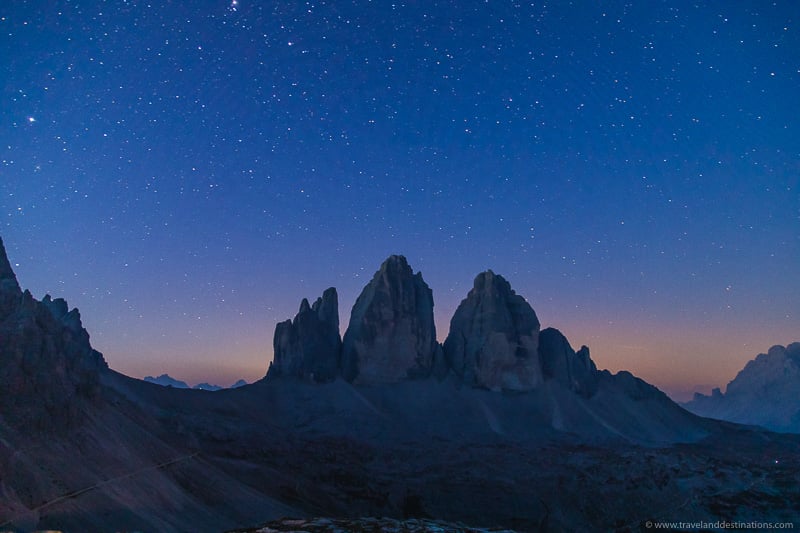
[684,343,800,432]
[269,288,341,383]
[0,238,107,430]
[538,327,598,397]
[341,255,438,384]
[443,271,542,391]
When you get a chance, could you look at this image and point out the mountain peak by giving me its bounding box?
[0,236,21,296]
[444,270,541,391]
[378,254,413,277]
[341,255,438,383]
[269,287,342,382]
[684,342,800,432]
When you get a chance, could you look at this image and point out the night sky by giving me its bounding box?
[2,1,798,400]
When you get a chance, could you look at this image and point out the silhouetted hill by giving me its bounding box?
[143,374,190,388]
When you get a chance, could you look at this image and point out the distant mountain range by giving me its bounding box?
[1,237,798,532]
[683,343,800,433]
[143,374,248,391]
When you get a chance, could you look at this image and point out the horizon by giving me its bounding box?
[2,1,797,403]
[2,240,794,402]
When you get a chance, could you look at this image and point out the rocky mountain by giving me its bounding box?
[684,343,800,433]
[341,255,440,383]
[2,239,799,532]
[268,287,341,382]
[0,237,107,431]
[443,270,543,391]
[231,378,248,388]
[538,327,598,397]
[144,373,190,388]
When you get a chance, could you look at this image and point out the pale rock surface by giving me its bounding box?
[443,270,542,391]
[684,343,800,432]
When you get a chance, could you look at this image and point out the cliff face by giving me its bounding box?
[443,270,542,391]
[269,287,341,383]
[341,255,439,384]
[538,327,598,397]
[684,343,800,432]
[0,238,107,431]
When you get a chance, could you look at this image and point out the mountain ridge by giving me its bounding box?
[683,343,800,433]
[1,236,798,531]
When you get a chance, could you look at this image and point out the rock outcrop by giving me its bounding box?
[341,256,439,384]
[443,271,542,391]
[684,343,800,432]
[0,236,21,316]
[0,237,107,430]
[269,287,341,383]
[538,327,598,396]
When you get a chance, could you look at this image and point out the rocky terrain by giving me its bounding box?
[231,517,516,532]
[1,237,799,532]
[684,343,800,433]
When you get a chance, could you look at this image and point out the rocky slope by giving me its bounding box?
[684,343,800,433]
[232,516,516,532]
[0,238,297,531]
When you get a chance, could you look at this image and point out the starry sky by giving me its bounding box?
[2,1,798,400]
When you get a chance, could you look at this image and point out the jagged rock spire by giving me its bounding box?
[443,270,542,391]
[0,236,21,295]
[341,255,439,384]
[269,287,341,382]
[538,327,598,397]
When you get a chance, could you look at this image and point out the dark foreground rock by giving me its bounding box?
[230,516,516,533]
